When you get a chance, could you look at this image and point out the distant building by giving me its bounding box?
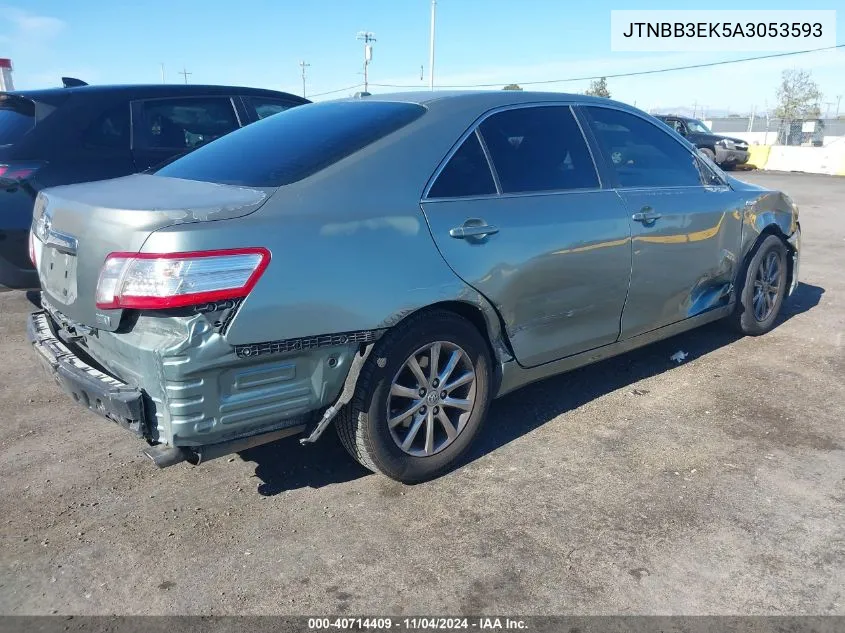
[0,59,14,91]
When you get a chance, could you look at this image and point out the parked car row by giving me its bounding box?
[1,82,308,289]
[24,89,800,483]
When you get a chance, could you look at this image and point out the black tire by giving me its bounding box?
[731,234,789,336]
[335,310,492,484]
[700,147,716,163]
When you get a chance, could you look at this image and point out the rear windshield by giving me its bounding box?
[155,100,426,187]
[0,94,36,146]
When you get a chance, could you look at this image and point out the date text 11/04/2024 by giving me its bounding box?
[307,618,528,630]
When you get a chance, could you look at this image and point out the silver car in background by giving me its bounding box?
[27,91,800,483]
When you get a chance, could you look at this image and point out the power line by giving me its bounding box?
[369,43,845,89]
[302,43,844,100]
[308,83,364,98]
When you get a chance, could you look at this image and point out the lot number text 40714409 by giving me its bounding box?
[307,617,529,630]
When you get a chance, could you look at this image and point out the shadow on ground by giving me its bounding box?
[25,290,41,308]
[232,282,824,494]
[243,431,370,496]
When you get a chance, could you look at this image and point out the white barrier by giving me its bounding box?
[763,145,845,176]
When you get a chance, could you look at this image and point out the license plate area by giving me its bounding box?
[38,243,78,304]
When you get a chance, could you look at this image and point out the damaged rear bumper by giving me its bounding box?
[27,307,381,467]
[27,311,148,435]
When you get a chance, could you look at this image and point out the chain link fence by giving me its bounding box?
[704,116,845,147]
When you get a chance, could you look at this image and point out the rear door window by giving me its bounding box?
[246,96,297,120]
[583,106,703,188]
[156,101,426,187]
[134,97,240,151]
[83,104,131,149]
[479,105,599,194]
[0,94,35,145]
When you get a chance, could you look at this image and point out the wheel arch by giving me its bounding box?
[380,298,514,397]
[734,221,796,304]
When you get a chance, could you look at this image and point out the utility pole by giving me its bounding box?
[429,0,436,90]
[692,101,698,118]
[748,104,756,132]
[356,31,376,92]
[835,95,842,117]
[160,63,165,83]
[299,60,310,98]
[763,99,770,145]
[179,66,192,84]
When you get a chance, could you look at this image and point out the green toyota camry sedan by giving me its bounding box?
[27,91,800,483]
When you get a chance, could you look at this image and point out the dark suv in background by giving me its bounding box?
[654,114,749,170]
[1,82,308,289]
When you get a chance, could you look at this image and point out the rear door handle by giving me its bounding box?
[449,221,499,239]
[631,207,662,224]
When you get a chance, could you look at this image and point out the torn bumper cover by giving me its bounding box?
[27,311,148,435]
[788,225,801,296]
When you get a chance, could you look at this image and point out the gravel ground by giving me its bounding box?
[0,172,842,615]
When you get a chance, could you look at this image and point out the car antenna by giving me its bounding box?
[61,77,88,88]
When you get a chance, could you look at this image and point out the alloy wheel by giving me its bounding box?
[386,341,477,457]
[752,251,782,322]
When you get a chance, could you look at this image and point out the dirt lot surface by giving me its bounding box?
[0,172,842,615]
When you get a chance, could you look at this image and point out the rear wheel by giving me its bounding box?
[731,234,788,335]
[335,310,492,484]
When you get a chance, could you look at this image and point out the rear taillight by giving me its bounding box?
[0,162,44,182]
[95,248,270,310]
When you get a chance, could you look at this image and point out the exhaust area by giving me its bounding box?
[143,445,192,468]
[142,424,307,469]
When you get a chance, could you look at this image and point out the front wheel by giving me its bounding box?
[731,234,788,335]
[335,310,492,484]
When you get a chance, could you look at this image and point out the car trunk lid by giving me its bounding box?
[33,173,272,330]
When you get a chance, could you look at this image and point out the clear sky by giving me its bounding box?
[2,1,843,116]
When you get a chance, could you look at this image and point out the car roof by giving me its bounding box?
[338,90,638,111]
[10,83,309,105]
